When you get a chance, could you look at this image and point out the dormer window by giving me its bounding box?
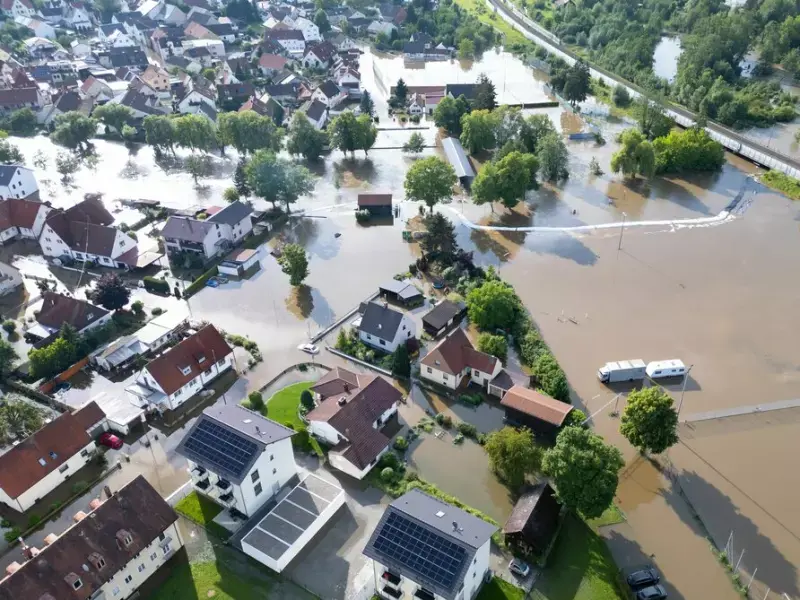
[64,573,82,590]
[116,529,133,547]
[197,355,206,364]
[179,365,192,376]
[89,552,106,570]
[38,458,46,466]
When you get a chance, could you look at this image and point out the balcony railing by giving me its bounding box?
[413,588,436,600]
[381,585,402,599]
[218,492,236,508]
[382,571,401,586]
[216,478,231,491]
[191,466,208,481]
[195,479,210,491]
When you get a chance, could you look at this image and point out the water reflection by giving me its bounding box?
[653,37,682,83]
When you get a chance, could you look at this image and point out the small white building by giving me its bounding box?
[302,40,335,69]
[0,197,51,243]
[0,165,38,200]
[356,301,416,353]
[0,405,101,513]
[177,404,298,517]
[0,261,22,296]
[293,16,320,42]
[419,328,503,391]
[126,325,233,413]
[312,80,346,109]
[1,0,35,20]
[206,200,253,244]
[307,368,402,479]
[363,489,496,600]
[181,37,225,58]
[161,217,227,259]
[265,29,305,54]
[0,476,184,600]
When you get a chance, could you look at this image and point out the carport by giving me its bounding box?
[241,473,345,573]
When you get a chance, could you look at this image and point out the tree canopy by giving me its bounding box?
[51,112,96,151]
[174,114,215,153]
[473,73,497,111]
[328,112,377,156]
[278,243,309,286]
[477,332,508,362]
[543,426,624,519]
[460,110,497,155]
[466,279,520,332]
[433,95,470,135]
[404,157,457,213]
[485,426,542,490]
[620,387,679,454]
[611,129,656,179]
[537,133,570,182]
[286,112,328,160]
[402,132,425,153]
[143,115,177,155]
[245,150,314,212]
[93,103,133,135]
[217,111,283,155]
[472,151,538,210]
[89,273,131,311]
[420,213,457,258]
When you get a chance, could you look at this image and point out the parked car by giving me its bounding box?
[509,558,530,578]
[636,584,667,600]
[627,568,660,589]
[297,343,319,355]
[99,432,123,450]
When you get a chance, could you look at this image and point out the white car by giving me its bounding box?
[297,343,319,355]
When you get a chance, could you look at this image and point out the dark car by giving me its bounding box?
[636,584,667,600]
[627,568,660,589]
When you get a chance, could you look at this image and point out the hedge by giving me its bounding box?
[184,266,218,298]
[143,276,170,294]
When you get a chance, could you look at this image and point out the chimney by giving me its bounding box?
[337,396,347,407]
[43,533,59,546]
[89,499,102,511]
[23,546,40,560]
[343,382,349,393]
[103,486,113,500]
[255,425,262,436]
[73,511,87,523]
[452,521,459,532]
[5,562,21,575]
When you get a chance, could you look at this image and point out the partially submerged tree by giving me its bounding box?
[611,129,655,179]
[485,426,542,490]
[473,73,497,110]
[466,279,520,332]
[246,150,314,212]
[404,156,457,213]
[472,151,538,210]
[143,115,177,155]
[51,112,96,151]
[278,243,309,286]
[620,387,679,454]
[93,103,134,136]
[402,132,425,154]
[537,133,570,182]
[420,213,457,259]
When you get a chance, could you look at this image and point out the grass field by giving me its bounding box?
[151,557,272,600]
[453,0,534,50]
[587,503,626,529]
[264,381,313,427]
[174,491,231,541]
[530,513,624,600]
[478,578,527,600]
[762,170,800,200]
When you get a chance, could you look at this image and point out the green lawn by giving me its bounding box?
[478,578,527,600]
[531,514,624,600]
[453,0,534,49]
[174,491,230,541]
[587,503,626,529]
[151,559,271,600]
[264,381,313,428]
[762,170,800,201]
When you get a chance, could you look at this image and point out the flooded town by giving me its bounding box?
[0,1,796,600]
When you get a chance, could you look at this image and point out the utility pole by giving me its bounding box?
[617,211,627,251]
[676,364,694,418]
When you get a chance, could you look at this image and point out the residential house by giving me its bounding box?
[264,80,309,106]
[378,279,423,307]
[95,47,149,69]
[161,2,186,25]
[42,90,94,127]
[302,40,335,69]
[106,27,138,47]
[117,87,168,118]
[499,385,573,438]
[502,483,562,556]
[140,63,171,95]
[64,3,92,31]
[368,20,396,38]
[264,29,305,55]
[357,301,416,353]
[241,94,284,125]
[126,324,234,413]
[0,165,38,200]
[0,476,184,600]
[150,24,185,60]
[25,291,112,341]
[293,16,320,42]
[206,200,253,245]
[136,0,164,20]
[22,37,57,58]
[98,22,128,41]
[15,17,56,39]
[0,405,100,512]
[324,32,358,51]
[403,40,450,60]
[312,79,345,108]
[181,37,225,58]
[217,82,254,109]
[334,66,361,96]
[166,53,202,73]
[0,0,35,19]
[307,368,402,479]
[0,261,21,296]
[302,98,327,129]
[70,39,91,57]
[0,197,50,243]
[39,197,138,268]
[257,53,288,77]
[357,193,392,217]
[363,488,496,600]
[419,328,503,390]
[408,92,425,115]
[161,217,225,259]
[379,3,407,25]
[176,77,216,115]
[184,19,217,41]
[39,4,64,25]
[206,22,235,43]
[0,87,43,114]
[182,44,215,66]
[177,404,297,517]
[445,83,479,103]
[422,299,467,338]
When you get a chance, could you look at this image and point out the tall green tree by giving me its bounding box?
[485,426,542,490]
[391,344,411,377]
[477,332,507,362]
[395,78,408,104]
[433,95,470,135]
[404,156,457,213]
[537,133,570,182]
[473,73,497,110]
[233,157,250,197]
[7,108,38,136]
[531,352,569,402]
[143,115,177,155]
[0,339,18,380]
[328,111,360,156]
[653,127,725,173]
[218,111,283,155]
[174,114,215,153]
[0,139,23,165]
[402,131,425,153]
[245,150,314,212]
[420,212,457,258]
[278,243,309,286]
[286,112,328,160]
[635,96,674,140]
[520,114,557,154]
[472,151,538,210]
[460,109,497,155]
[93,103,133,135]
[185,154,211,185]
[611,129,655,179]
[620,388,679,454]
[466,279,520,331]
[89,273,131,311]
[543,426,624,519]
[562,59,590,107]
[314,9,331,33]
[51,112,96,151]
[360,89,375,117]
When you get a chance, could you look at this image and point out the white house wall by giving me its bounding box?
[236,437,296,516]
[110,229,137,260]
[420,365,462,390]
[329,445,387,480]
[308,420,340,446]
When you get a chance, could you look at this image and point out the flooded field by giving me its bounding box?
[653,36,682,83]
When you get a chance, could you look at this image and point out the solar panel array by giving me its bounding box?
[183,419,258,480]
[372,512,467,592]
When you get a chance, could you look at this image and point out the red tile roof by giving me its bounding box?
[43,197,121,256]
[258,53,287,70]
[72,401,106,431]
[420,328,498,376]
[357,193,392,208]
[0,198,43,231]
[0,412,92,499]
[144,325,232,395]
[500,386,573,426]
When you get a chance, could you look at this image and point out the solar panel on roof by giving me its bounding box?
[370,512,468,593]
[182,419,258,480]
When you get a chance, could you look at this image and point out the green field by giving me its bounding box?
[762,170,800,201]
[478,578,527,600]
[264,381,313,427]
[174,491,230,540]
[453,0,534,49]
[151,558,272,600]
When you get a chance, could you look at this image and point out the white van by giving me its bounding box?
[646,360,687,379]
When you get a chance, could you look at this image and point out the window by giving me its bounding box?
[80,449,89,457]
[270,454,274,461]
[45,236,51,241]
[379,339,386,346]
[426,367,432,374]
[251,470,260,483]
[124,575,132,584]
[254,482,263,496]
[58,464,70,474]
[150,552,157,561]
[38,458,46,466]
[179,365,192,376]
[49,451,58,459]
[159,533,165,541]
[443,374,449,380]
[138,564,145,573]
[72,578,82,590]
[163,544,171,555]
[113,586,121,596]
[120,240,125,246]
[272,468,276,474]
[217,359,225,367]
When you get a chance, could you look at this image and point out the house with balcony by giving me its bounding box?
[125,324,233,413]
[307,368,402,479]
[176,404,297,517]
[0,476,183,600]
[0,404,101,513]
[206,201,253,245]
[419,328,502,391]
[356,301,416,353]
[160,216,228,259]
[363,488,496,600]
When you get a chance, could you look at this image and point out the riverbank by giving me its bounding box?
[761,170,800,200]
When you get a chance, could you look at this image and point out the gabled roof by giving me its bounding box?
[207,22,234,36]
[422,300,466,331]
[305,40,335,62]
[258,53,287,70]
[442,136,475,179]
[358,301,406,342]
[0,86,39,107]
[500,385,573,426]
[99,22,126,36]
[379,279,422,302]
[72,401,106,431]
[265,28,304,41]
[316,79,339,98]
[420,328,498,376]
[2,0,33,9]
[309,366,366,400]
[358,193,391,208]
[304,98,326,121]
[119,88,164,115]
[160,215,214,241]
[207,200,252,226]
[0,410,92,499]
[503,482,561,535]
[197,101,217,122]
[176,404,294,483]
[0,164,32,186]
[0,197,44,230]
[44,197,121,256]
[36,292,109,331]
[143,324,232,395]
[0,476,178,599]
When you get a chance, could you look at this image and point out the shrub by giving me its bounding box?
[248,391,264,411]
[151,307,164,316]
[459,393,482,406]
[300,389,315,410]
[143,276,169,294]
[453,433,464,444]
[457,422,478,439]
[379,451,400,470]
[381,467,395,482]
[393,436,409,451]
[71,481,88,494]
[283,421,295,430]
[0,518,10,528]
[562,408,587,428]
[434,413,453,428]
[1,320,16,333]
[410,114,421,123]
[519,329,548,366]
[131,300,144,316]
[292,427,313,452]
[355,209,371,223]
[49,502,62,513]
[409,262,418,275]
[4,528,20,543]
[27,514,41,529]
[612,84,631,107]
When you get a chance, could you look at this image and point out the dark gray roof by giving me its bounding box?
[445,83,478,100]
[207,201,252,226]
[100,23,126,36]
[119,88,163,115]
[363,489,497,600]
[198,101,217,121]
[442,137,475,179]
[359,301,405,341]
[207,22,235,36]
[422,300,466,330]
[161,216,215,241]
[305,98,326,121]
[380,279,422,301]
[317,79,339,98]
[0,165,24,186]
[176,404,294,484]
